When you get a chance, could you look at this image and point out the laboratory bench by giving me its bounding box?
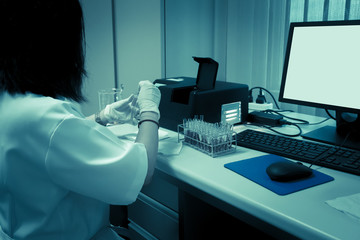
[115,113,360,240]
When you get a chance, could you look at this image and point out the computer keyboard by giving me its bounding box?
[236,129,360,176]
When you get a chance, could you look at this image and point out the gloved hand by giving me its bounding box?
[137,80,161,120]
[101,94,139,125]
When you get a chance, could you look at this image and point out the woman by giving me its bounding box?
[0,0,160,239]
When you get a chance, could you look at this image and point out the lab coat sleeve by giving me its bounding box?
[45,115,148,205]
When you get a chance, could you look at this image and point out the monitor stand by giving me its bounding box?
[302,112,360,151]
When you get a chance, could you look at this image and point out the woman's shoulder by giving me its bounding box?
[0,92,84,132]
[5,92,83,116]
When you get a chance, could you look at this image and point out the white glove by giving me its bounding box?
[101,94,139,125]
[137,80,161,120]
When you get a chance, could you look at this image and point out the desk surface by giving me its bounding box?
[156,113,360,240]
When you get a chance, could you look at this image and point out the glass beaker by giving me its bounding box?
[98,85,124,111]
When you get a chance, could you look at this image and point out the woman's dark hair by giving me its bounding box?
[0,0,86,102]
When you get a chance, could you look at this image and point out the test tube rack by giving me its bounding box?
[177,121,236,158]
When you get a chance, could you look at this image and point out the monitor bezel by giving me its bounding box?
[278,20,360,114]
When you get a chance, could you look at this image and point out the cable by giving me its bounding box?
[249,87,281,109]
[248,87,338,125]
[325,109,336,120]
[264,109,332,126]
[247,87,333,138]
[247,110,302,137]
[306,117,331,126]
[264,109,309,124]
[248,87,333,126]
[270,120,302,137]
[255,89,267,103]
[246,120,302,137]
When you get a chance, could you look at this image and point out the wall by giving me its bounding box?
[114,0,163,98]
[80,0,116,116]
[80,0,163,116]
[165,0,360,117]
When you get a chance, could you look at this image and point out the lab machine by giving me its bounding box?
[154,57,249,131]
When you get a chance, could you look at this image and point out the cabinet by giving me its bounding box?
[128,170,179,240]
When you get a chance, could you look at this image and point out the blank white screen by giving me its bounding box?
[283,25,360,110]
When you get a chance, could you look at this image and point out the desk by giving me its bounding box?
[131,113,360,240]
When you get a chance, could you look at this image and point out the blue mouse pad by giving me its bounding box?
[224,154,334,195]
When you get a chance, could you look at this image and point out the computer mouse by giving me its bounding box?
[266,161,313,182]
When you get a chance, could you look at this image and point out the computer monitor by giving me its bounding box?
[279,20,360,150]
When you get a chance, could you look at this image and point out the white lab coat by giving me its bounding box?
[0,92,148,240]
